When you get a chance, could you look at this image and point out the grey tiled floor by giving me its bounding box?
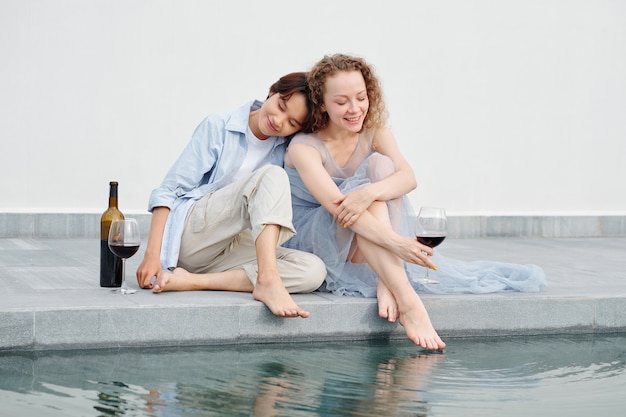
[1,237,625,351]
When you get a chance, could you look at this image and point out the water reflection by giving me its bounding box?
[0,334,625,416]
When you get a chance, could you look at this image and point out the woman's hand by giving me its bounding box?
[390,235,438,270]
[333,186,375,228]
[136,206,170,289]
[136,252,161,289]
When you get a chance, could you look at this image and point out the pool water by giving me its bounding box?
[1,333,624,416]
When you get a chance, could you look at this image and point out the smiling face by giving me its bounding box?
[321,70,369,134]
[255,92,309,139]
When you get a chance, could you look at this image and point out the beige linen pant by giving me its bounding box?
[178,165,326,293]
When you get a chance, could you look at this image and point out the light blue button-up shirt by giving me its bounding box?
[148,100,289,269]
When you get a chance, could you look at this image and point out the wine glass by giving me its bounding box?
[108,219,140,294]
[414,207,447,284]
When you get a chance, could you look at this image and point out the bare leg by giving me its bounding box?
[152,267,253,293]
[252,224,310,318]
[156,227,310,318]
[377,281,399,323]
[351,246,398,323]
[355,202,446,350]
[360,235,445,349]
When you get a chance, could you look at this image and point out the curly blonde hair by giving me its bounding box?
[304,53,388,134]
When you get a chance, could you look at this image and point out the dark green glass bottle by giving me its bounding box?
[100,181,124,287]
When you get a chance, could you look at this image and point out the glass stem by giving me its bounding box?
[121,259,127,292]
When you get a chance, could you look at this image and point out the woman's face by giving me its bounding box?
[256,92,308,138]
[321,70,369,133]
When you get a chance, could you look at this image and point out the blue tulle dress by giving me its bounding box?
[283,131,547,297]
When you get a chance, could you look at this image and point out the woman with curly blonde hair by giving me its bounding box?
[283,53,445,349]
[283,53,546,350]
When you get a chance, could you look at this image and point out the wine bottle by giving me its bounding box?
[100,181,124,287]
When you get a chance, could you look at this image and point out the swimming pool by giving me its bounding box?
[1,333,624,416]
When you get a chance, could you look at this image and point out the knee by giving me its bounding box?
[253,165,289,189]
[367,154,396,181]
[299,254,327,292]
[259,164,288,180]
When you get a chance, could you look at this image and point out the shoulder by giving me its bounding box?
[289,132,324,149]
[286,133,325,166]
[224,100,257,134]
[369,126,396,151]
[368,126,393,140]
[192,100,256,144]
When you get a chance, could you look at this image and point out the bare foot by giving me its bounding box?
[398,303,446,351]
[152,267,192,293]
[253,276,310,318]
[377,282,398,322]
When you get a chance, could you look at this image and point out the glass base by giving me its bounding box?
[418,278,440,285]
[111,287,136,294]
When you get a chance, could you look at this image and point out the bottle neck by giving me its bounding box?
[109,184,119,209]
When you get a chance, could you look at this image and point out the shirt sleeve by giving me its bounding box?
[148,114,225,211]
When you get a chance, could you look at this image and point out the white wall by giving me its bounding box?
[1,0,625,216]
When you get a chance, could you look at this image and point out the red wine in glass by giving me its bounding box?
[414,207,447,284]
[108,219,141,294]
[416,235,446,249]
[108,244,140,259]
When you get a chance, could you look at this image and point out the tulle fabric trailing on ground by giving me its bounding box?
[283,133,547,298]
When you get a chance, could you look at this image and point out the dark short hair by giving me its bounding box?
[268,72,313,132]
